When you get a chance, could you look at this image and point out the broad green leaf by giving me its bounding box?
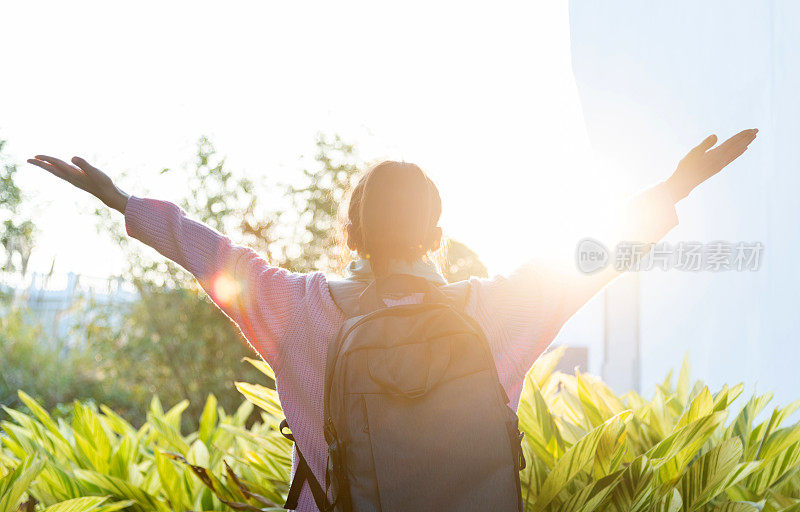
[0,456,45,512]
[557,469,624,512]
[235,382,283,419]
[678,437,759,511]
[528,345,566,389]
[577,372,614,427]
[164,400,190,431]
[676,353,690,407]
[675,386,713,431]
[746,440,800,495]
[72,469,169,512]
[198,394,219,446]
[164,453,263,511]
[647,411,728,483]
[713,383,745,412]
[593,413,628,479]
[155,450,191,512]
[518,377,564,467]
[760,423,800,461]
[659,488,683,512]
[147,413,190,454]
[188,439,210,467]
[604,456,657,512]
[531,411,631,512]
[243,356,276,381]
[42,496,108,512]
[72,403,113,473]
[17,391,67,444]
[712,503,760,512]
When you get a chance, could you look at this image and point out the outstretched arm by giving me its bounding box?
[27,155,310,367]
[471,129,758,391]
[568,128,760,308]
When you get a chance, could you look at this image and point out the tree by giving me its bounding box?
[86,137,278,426]
[282,133,488,280]
[0,140,35,279]
[282,133,362,273]
[440,239,488,282]
[83,133,489,426]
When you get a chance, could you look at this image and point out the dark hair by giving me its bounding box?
[346,161,442,277]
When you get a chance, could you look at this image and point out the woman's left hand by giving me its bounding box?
[666,128,758,202]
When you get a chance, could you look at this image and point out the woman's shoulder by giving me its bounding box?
[303,271,349,321]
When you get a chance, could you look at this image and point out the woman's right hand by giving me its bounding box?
[27,155,130,213]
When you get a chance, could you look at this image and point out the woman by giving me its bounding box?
[28,128,757,510]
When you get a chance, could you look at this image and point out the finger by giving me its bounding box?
[713,130,758,162]
[71,156,106,180]
[28,158,89,191]
[35,155,87,178]
[724,144,749,165]
[729,129,757,146]
[690,134,718,156]
[708,143,749,173]
[27,159,60,182]
[742,128,758,145]
[720,129,758,150]
[28,158,69,179]
[35,155,89,187]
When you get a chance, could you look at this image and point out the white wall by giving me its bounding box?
[569,0,799,402]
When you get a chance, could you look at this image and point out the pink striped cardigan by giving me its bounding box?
[124,183,678,511]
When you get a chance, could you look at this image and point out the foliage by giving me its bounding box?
[4,352,800,510]
[0,360,289,512]
[282,134,362,273]
[0,139,35,279]
[83,136,285,427]
[73,287,263,427]
[440,238,488,281]
[512,349,800,511]
[76,133,487,427]
[0,307,118,414]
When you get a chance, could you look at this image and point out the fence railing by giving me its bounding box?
[1,271,137,339]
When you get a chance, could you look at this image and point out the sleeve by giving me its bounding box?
[467,182,679,394]
[123,196,309,367]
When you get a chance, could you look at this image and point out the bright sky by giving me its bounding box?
[1,0,605,278]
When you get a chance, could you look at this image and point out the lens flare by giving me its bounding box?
[211,272,241,307]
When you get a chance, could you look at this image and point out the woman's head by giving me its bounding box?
[345,161,442,276]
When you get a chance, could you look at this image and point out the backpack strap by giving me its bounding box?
[280,419,331,511]
[327,278,367,318]
[439,279,472,311]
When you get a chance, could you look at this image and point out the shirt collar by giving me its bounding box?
[345,257,447,285]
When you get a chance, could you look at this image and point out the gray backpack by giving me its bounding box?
[281,274,525,511]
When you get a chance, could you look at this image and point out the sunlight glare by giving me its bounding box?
[211,272,241,307]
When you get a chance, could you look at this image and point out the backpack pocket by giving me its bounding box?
[367,340,451,398]
[361,370,520,511]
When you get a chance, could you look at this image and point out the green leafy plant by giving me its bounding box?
[0,359,289,511]
[5,350,800,511]
[513,348,800,511]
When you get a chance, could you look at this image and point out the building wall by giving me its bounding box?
[570,0,796,401]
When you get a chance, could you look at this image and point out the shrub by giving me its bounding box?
[0,307,122,414]
[3,350,800,511]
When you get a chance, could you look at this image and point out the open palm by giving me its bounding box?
[668,128,758,201]
[27,155,129,213]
